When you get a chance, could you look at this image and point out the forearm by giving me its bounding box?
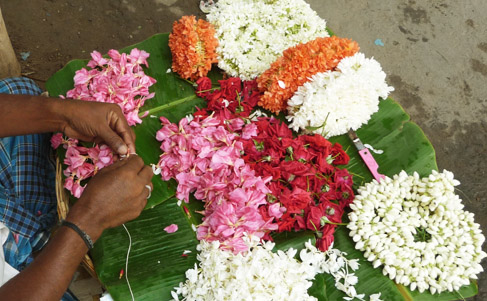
[0,205,103,300]
[0,94,66,138]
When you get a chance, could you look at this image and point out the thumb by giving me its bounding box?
[100,128,128,155]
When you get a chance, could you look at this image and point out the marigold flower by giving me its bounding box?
[169,16,218,80]
[257,36,359,113]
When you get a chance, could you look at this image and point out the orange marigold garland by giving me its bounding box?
[257,36,360,113]
[169,16,218,80]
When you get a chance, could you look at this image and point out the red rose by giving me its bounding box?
[319,183,338,202]
[195,77,212,98]
[316,153,335,175]
[260,164,281,180]
[321,200,343,224]
[280,187,312,214]
[290,176,307,191]
[306,205,323,231]
[334,169,353,187]
[280,161,312,178]
[277,213,296,232]
[302,134,332,154]
[331,143,350,165]
[294,214,306,231]
[220,77,242,101]
[317,224,336,251]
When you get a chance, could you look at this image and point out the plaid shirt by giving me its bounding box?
[0,78,58,271]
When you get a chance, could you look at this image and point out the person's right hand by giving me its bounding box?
[66,155,153,241]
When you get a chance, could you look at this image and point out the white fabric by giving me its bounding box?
[100,292,114,301]
[0,222,19,285]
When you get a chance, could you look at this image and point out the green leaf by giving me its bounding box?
[46,33,477,301]
[309,274,328,301]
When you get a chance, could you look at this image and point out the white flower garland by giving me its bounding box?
[286,53,394,138]
[172,237,382,301]
[348,170,487,294]
[206,0,329,80]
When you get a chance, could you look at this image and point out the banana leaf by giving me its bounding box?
[46,33,478,300]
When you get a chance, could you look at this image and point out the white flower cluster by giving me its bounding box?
[287,53,394,138]
[348,170,487,294]
[171,236,317,301]
[172,237,382,301]
[300,241,382,301]
[206,0,329,80]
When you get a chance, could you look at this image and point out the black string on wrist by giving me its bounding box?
[61,220,94,249]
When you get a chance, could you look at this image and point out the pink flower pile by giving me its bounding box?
[155,115,281,253]
[51,133,115,198]
[66,48,156,126]
[54,48,157,198]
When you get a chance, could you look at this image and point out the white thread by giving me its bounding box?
[122,224,135,301]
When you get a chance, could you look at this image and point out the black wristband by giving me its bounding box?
[61,220,94,249]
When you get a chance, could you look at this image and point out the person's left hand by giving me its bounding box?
[60,99,136,155]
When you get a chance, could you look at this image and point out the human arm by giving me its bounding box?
[0,155,153,300]
[0,93,135,155]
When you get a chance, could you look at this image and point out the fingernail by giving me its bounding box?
[118,145,128,155]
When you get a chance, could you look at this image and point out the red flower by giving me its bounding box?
[331,143,350,165]
[280,161,312,178]
[277,213,296,232]
[306,205,323,231]
[220,77,242,101]
[195,77,213,98]
[280,187,312,214]
[321,200,343,224]
[302,134,332,154]
[317,224,336,252]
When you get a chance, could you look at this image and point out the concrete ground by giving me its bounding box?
[0,0,485,300]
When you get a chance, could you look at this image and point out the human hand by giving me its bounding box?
[60,99,136,155]
[66,155,153,240]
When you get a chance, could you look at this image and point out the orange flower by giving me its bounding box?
[257,36,359,113]
[169,16,219,80]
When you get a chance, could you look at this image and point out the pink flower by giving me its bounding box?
[71,181,85,198]
[241,123,258,140]
[268,203,285,219]
[164,224,179,233]
[128,48,150,66]
[66,48,156,126]
[50,133,64,149]
[65,147,86,169]
[155,115,279,253]
[87,51,109,68]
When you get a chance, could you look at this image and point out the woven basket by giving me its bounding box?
[56,158,99,281]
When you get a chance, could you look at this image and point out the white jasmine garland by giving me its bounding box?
[348,170,487,294]
[206,0,329,80]
[287,53,394,138]
[172,237,382,301]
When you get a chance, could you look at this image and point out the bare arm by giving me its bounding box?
[0,94,136,155]
[0,155,153,300]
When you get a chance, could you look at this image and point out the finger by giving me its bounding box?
[123,154,145,172]
[138,165,154,182]
[109,109,136,155]
[138,183,152,201]
[129,128,136,153]
[98,125,129,156]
